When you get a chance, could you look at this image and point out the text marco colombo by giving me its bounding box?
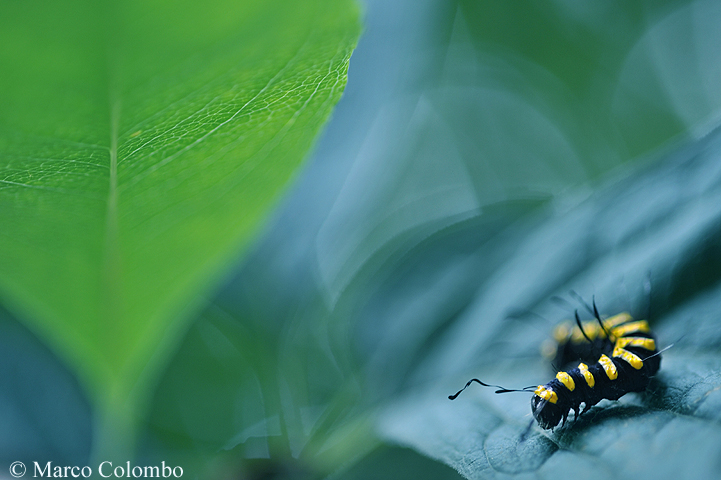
[30,461,183,478]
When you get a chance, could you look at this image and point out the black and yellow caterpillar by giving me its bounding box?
[532,312,660,429]
[449,310,662,431]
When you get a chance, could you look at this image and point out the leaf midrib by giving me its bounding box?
[101,96,121,370]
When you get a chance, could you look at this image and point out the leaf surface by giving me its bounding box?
[377,125,721,480]
[0,0,360,424]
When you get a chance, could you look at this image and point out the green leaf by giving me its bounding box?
[0,0,360,453]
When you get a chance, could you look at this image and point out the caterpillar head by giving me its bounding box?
[531,388,562,430]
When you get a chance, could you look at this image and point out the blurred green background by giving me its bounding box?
[3,0,721,478]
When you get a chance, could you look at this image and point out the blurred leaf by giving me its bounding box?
[312,0,721,306]
[141,293,377,477]
[0,307,92,466]
[613,0,721,145]
[331,445,463,480]
[458,0,696,161]
[377,124,721,480]
[0,0,360,455]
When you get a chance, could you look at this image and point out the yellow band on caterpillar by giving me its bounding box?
[556,371,575,391]
[602,312,633,328]
[614,336,656,351]
[612,346,644,369]
[569,313,633,342]
[571,322,601,342]
[534,385,558,404]
[578,362,595,387]
[598,354,618,380]
[552,322,572,343]
[611,320,650,338]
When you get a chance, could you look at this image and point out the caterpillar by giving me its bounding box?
[449,306,663,431]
